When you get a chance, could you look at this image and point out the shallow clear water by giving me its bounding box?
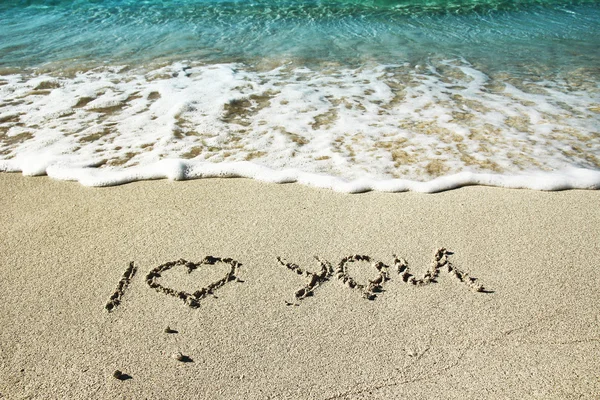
[1,0,599,191]
[2,0,600,70]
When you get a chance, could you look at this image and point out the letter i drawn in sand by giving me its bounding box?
[105,261,137,312]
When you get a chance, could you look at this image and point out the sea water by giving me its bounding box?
[1,0,599,192]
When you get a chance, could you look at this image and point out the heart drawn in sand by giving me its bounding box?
[145,257,243,308]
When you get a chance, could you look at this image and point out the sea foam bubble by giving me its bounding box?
[1,60,599,192]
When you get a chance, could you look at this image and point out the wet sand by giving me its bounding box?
[1,173,599,399]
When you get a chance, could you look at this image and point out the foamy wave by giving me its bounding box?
[1,158,599,193]
[1,60,599,192]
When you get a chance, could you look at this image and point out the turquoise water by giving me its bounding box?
[2,0,600,72]
[1,0,599,191]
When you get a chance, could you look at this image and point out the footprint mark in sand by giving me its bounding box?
[145,256,243,309]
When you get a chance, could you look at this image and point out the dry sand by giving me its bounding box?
[1,173,599,399]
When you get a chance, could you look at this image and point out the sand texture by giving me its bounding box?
[1,173,599,399]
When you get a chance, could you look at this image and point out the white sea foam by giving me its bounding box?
[0,60,599,192]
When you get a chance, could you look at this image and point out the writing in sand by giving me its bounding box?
[105,248,489,312]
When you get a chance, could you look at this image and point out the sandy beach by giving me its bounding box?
[1,173,599,399]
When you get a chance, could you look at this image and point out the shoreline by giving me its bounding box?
[1,173,599,398]
[2,164,600,193]
[2,57,599,192]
